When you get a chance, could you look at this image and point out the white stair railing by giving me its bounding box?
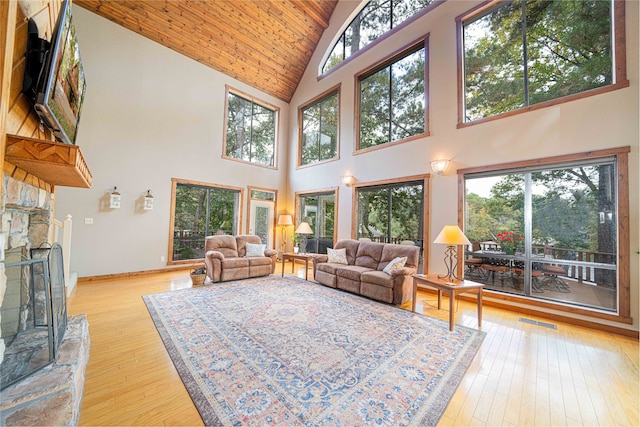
[53,214,76,295]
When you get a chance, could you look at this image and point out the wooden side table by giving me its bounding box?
[281,253,315,280]
[412,274,483,331]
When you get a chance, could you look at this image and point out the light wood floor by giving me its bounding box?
[67,262,639,426]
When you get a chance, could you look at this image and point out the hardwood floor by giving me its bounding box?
[67,262,639,426]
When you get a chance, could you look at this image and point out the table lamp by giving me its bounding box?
[433,225,471,281]
[294,222,313,253]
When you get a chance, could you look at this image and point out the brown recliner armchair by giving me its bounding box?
[204,234,277,283]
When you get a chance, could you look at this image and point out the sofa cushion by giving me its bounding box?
[205,235,239,258]
[235,235,263,257]
[221,257,249,269]
[245,243,266,257]
[354,242,385,270]
[383,256,407,275]
[317,262,344,275]
[361,270,396,288]
[327,248,348,264]
[379,244,420,271]
[334,240,360,265]
[336,265,372,281]
[248,257,271,267]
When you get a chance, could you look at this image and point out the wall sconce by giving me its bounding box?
[143,190,154,210]
[341,175,355,186]
[109,187,121,209]
[430,159,449,175]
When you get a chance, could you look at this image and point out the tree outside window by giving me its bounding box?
[300,90,338,166]
[464,160,618,312]
[463,0,613,122]
[322,0,437,74]
[358,42,426,150]
[170,180,241,262]
[225,90,277,167]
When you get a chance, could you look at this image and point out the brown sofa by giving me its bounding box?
[313,239,420,304]
[204,235,277,283]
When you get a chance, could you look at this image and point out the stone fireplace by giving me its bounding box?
[0,175,89,425]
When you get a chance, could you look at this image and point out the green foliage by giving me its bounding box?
[226,93,276,167]
[464,0,612,121]
[360,47,425,149]
[301,92,338,165]
[466,163,614,254]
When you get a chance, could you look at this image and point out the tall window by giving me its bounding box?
[299,88,339,166]
[296,191,337,254]
[460,0,627,124]
[169,179,242,263]
[357,39,427,151]
[462,149,630,319]
[356,180,424,251]
[322,0,440,74]
[224,88,278,167]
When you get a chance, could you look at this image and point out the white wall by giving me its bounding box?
[288,0,639,330]
[54,7,289,277]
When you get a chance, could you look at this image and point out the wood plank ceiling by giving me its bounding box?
[74,0,339,102]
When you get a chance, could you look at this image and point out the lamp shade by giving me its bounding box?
[430,159,449,175]
[433,225,471,246]
[277,214,293,226]
[295,222,313,234]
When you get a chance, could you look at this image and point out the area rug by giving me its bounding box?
[143,275,485,426]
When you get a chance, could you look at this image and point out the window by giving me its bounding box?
[299,88,339,167]
[321,0,441,74]
[356,179,425,255]
[247,187,277,250]
[169,179,243,263]
[295,190,337,254]
[461,147,630,321]
[357,39,427,151]
[224,87,278,167]
[459,0,628,124]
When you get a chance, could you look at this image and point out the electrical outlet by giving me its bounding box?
[160,256,165,263]
[84,218,93,225]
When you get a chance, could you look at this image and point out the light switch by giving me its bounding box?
[84,218,94,225]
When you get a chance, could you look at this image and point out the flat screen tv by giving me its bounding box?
[23,0,86,145]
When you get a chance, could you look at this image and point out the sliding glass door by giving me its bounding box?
[297,191,336,254]
[464,159,618,311]
[170,180,242,262]
[356,180,424,249]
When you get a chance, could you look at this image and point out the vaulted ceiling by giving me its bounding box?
[75,0,339,103]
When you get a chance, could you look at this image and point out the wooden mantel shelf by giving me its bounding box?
[5,134,93,188]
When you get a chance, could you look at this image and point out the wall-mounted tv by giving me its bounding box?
[23,0,86,145]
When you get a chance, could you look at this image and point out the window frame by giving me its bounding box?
[319,0,445,78]
[352,174,431,273]
[294,187,340,251]
[456,0,629,128]
[297,85,341,169]
[354,35,430,154]
[457,146,631,325]
[168,177,244,265]
[222,85,279,169]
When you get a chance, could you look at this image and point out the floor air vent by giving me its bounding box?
[519,317,558,330]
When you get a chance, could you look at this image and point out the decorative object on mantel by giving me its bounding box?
[143,275,485,426]
[143,190,154,210]
[433,224,471,281]
[294,221,313,253]
[109,187,121,209]
[430,159,449,175]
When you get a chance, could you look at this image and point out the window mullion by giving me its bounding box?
[318,102,323,162]
[388,66,393,145]
[521,0,529,106]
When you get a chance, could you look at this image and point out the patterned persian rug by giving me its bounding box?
[143,275,485,426]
